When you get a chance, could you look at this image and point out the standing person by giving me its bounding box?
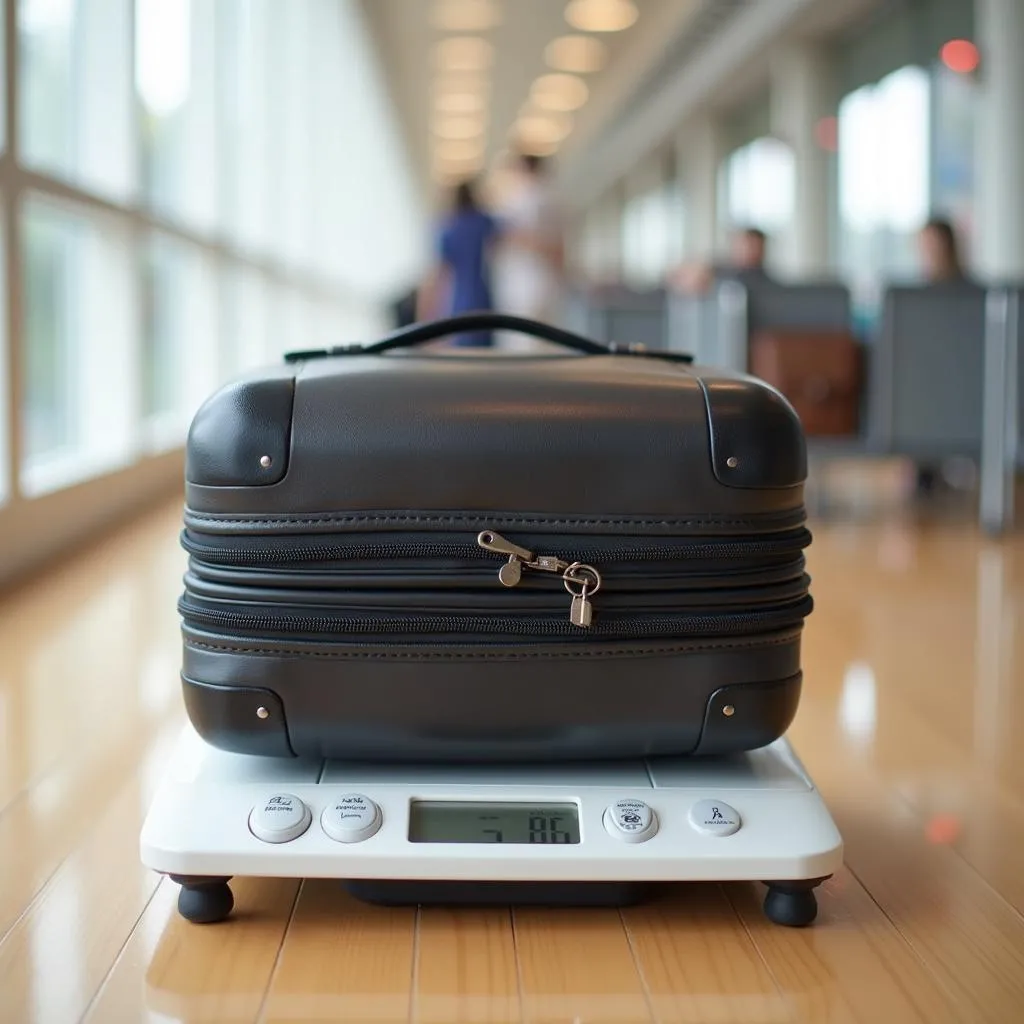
[492,153,566,348]
[417,179,501,348]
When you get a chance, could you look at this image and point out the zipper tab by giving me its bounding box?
[476,530,536,586]
[477,530,572,586]
[477,530,602,627]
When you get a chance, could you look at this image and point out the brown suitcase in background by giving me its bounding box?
[749,330,863,436]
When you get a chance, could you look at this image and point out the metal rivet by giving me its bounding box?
[259,455,272,468]
[723,705,735,717]
[256,706,269,719]
[726,457,739,468]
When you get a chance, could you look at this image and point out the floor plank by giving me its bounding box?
[728,872,962,1024]
[413,908,520,1024]
[622,884,794,1024]
[257,880,417,1023]
[82,877,299,1024]
[0,731,178,1024]
[513,907,654,1023]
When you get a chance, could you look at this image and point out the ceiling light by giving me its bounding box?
[435,91,487,115]
[434,72,490,98]
[514,112,572,146]
[531,73,589,112]
[432,114,487,140]
[434,36,494,71]
[431,0,501,32]
[545,34,607,73]
[432,154,485,183]
[435,138,486,162]
[564,0,638,33]
[509,133,560,158]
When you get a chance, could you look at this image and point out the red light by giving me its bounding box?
[815,116,838,153]
[926,814,961,845]
[940,39,979,74]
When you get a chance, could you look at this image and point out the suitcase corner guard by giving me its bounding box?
[691,673,802,755]
[181,676,296,758]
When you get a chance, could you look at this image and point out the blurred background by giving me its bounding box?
[0,0,1019,589]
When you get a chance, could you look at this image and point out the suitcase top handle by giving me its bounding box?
[284,312,694,365]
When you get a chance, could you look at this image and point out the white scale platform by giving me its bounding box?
[141,725,843,926]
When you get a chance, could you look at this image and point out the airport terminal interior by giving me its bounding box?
[1,0,1023,1021]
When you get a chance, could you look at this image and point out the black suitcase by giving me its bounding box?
[178,313,813,762]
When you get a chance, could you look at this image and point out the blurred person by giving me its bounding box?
[668,227,774,295]
[917,217,970,284]
[913,217,977,496]
[417,178,502,348]
[492,153,566,348]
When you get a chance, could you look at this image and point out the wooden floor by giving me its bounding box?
[1,493,1023,1023]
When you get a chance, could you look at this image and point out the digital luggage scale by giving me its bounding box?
[140,723,843,928]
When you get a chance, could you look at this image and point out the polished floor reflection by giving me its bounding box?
[0,496,1022,1023]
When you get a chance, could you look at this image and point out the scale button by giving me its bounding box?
[603,798,658,843]
[321,793,382,844]
[689,799,741,836]
[249,793,311,844]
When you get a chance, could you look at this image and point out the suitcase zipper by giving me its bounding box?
[182,527,811,630]
[178,595,813,641]
[181,529,811,567]
[476,530,601,626]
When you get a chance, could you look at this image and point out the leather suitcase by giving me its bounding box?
[749,329,863,436]
[178,313,813,762]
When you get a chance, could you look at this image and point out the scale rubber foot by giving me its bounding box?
[762,879,825,927]
[171,876,234,924]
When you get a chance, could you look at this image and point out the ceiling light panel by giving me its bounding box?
[530,73,589,112]
[431,0,502,32]
[435,138,486,161]
[545,34,607,73]
[564,0,639,33]
[515,112,572,146]
[432,114,487,140]
[433,36,494,72]
[435,91,487,115]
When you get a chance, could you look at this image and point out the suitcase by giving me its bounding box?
[749,329,863,437]
[178,313,813,762]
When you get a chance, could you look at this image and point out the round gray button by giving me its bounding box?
[603,798,658,843]
[249,793,311,844]
[689,799,741,836]
[321,793,382,844]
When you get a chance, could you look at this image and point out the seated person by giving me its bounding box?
[668,227,775,295]
[917,217,974,285]
[913,217,978,495]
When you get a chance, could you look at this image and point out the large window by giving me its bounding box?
[721,137,795,237]
[622,182,685,288]
[837,65,932,308]
[19,0,135,201]
[136,0,218,233]
[20,197,138,497]
[3,0,424,509]
[140,233,218,451]
[931,61,977,254]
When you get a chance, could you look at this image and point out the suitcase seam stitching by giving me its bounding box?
[184,514,792,527]
[184,636,798,658]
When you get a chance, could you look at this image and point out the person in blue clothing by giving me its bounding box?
[417,178,501,347]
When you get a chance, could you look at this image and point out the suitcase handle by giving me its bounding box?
[370,313,613,354]
[285,313,693,363]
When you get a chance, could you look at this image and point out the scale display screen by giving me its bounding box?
[408,801,580,844]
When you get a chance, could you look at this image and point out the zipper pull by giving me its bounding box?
[477,530,572,586]
[563,563,601,628]
[477,530,535,586]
